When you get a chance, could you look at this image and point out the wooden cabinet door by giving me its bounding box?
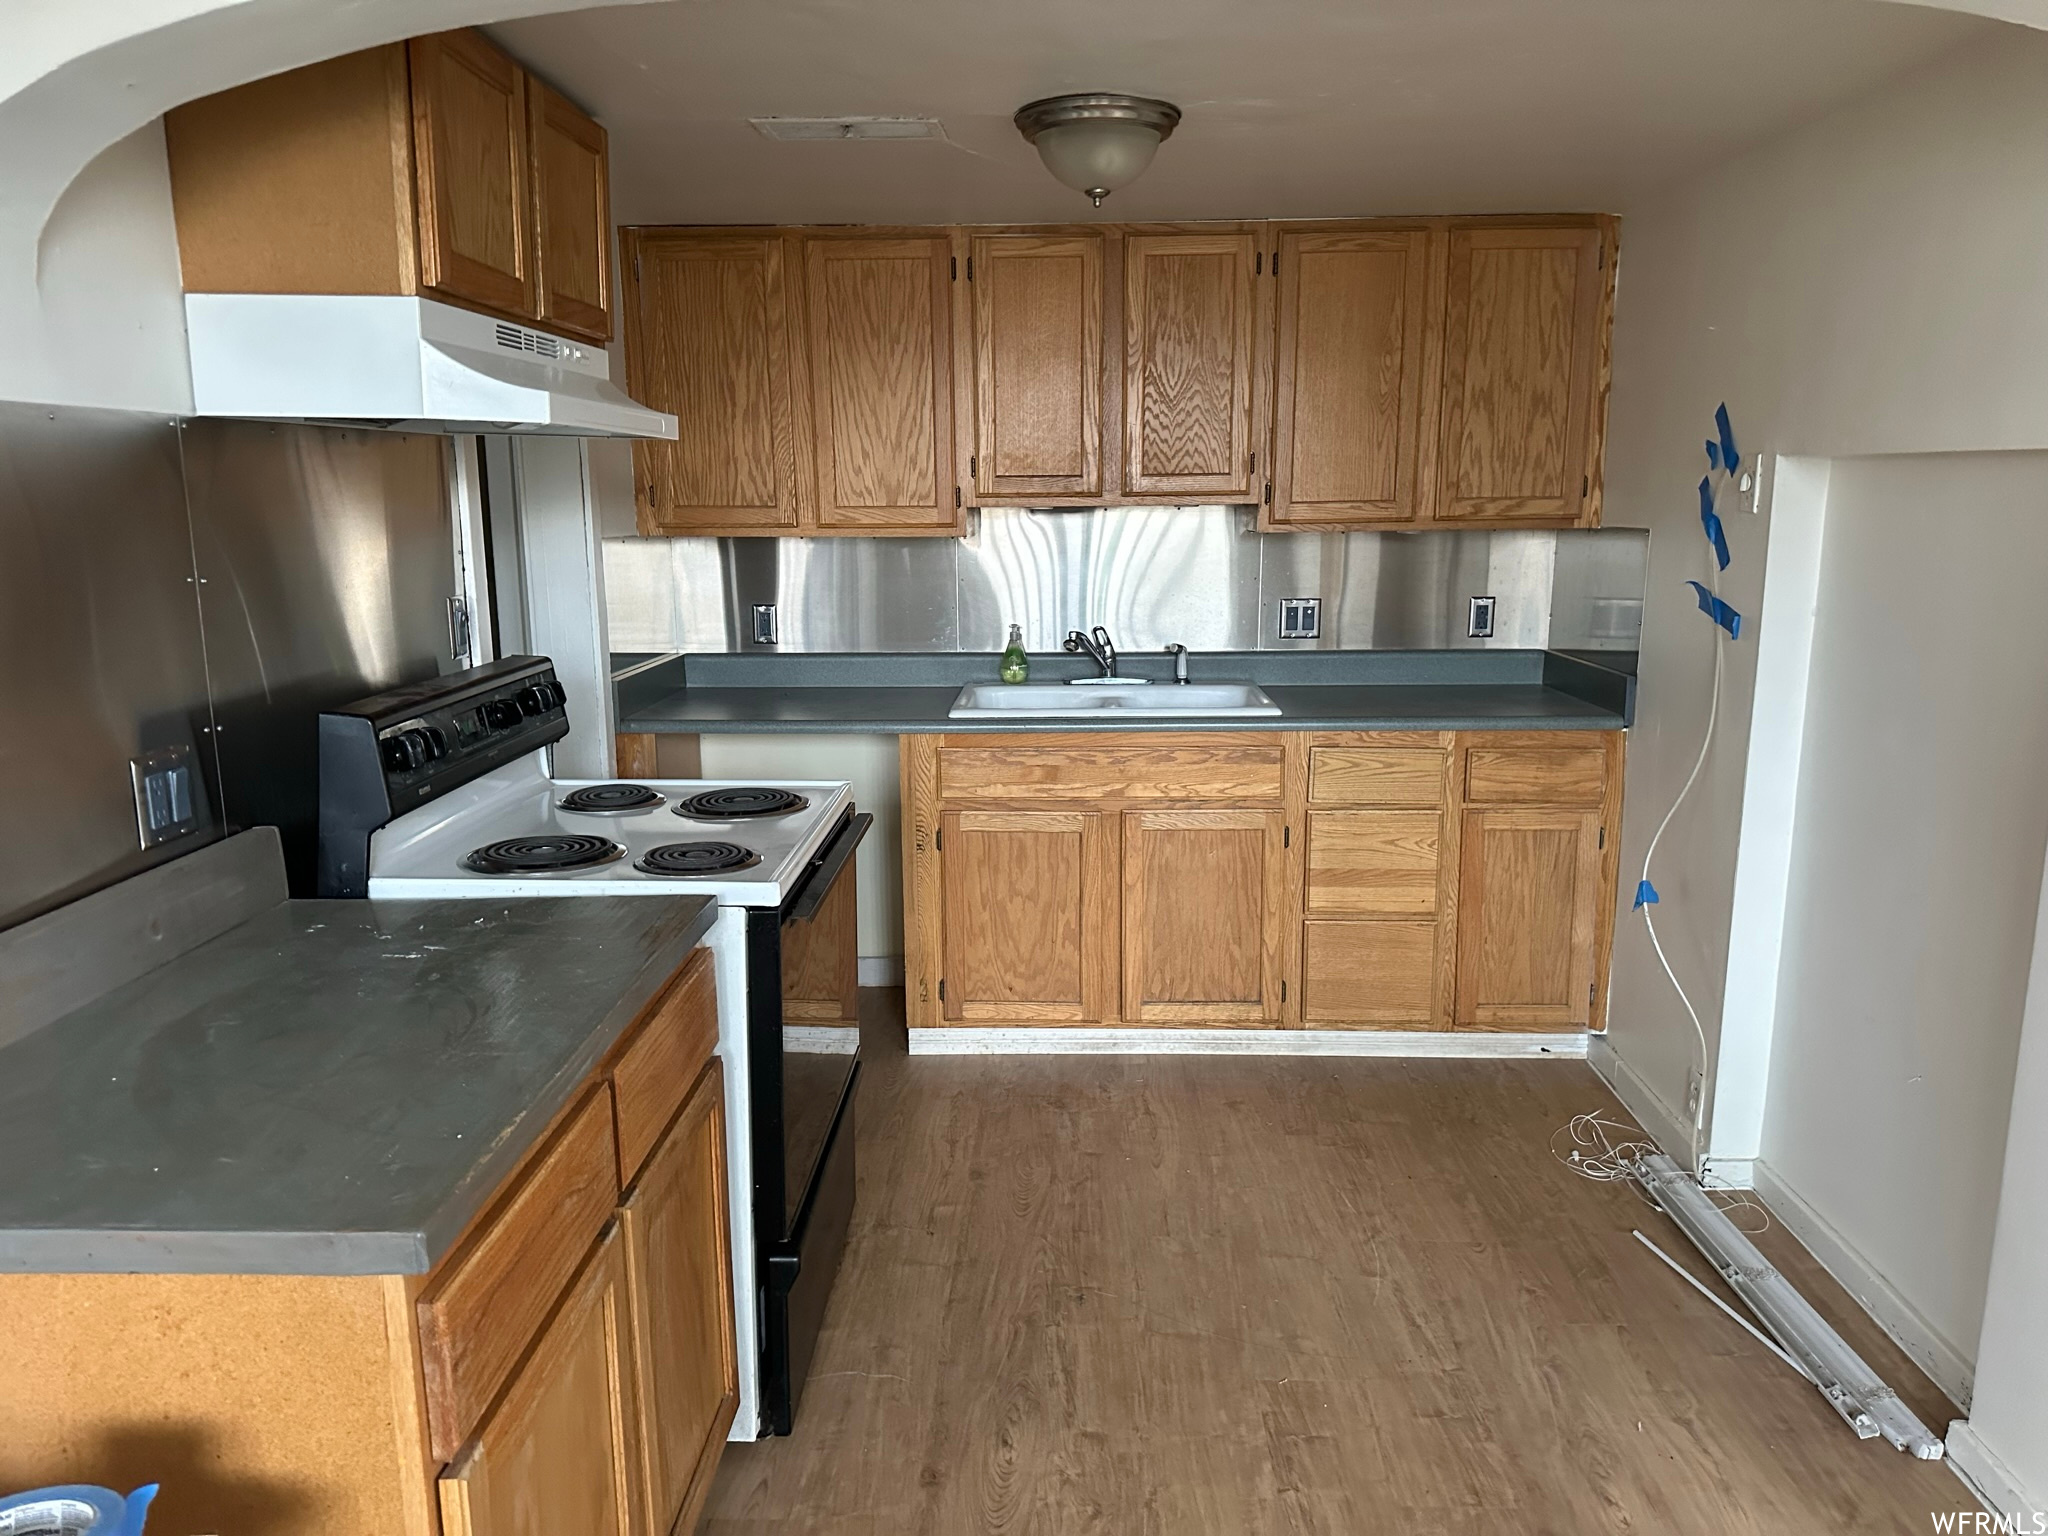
[409,31,536,320]
[620,1061,737,1536]
[804,235,962,532]
[528,78,611,342]
[439,1226,638,1536]
[1122,809,1286,1023]
[1122,232,1261,500]
[940,810,1115,1022]
[1268,228,1432,526]
[1434,223,1606,524]
[970,233,1103,500]
[1453,807,1602,1030]
[624,231,805,533]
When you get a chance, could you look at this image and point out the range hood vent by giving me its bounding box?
[184,294,678,440]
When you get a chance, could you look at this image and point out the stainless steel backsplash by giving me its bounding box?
[603,508,1647,654]
[0,406,462,928]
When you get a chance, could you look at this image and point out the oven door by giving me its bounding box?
[748,807,869,1434]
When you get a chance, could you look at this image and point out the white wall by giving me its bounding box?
[1757,452,2048,1404]
[697,735,904,967]
[1601,27,2048,1138]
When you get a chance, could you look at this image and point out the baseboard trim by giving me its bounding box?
[1752,1158,1976,1412]
[1586,1033,1697,1164]
[906,1028,1590,1058]
[857,956,904,987]
[1945,1419,2044,1521]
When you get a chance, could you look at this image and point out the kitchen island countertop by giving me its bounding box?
[0,891,716,1276]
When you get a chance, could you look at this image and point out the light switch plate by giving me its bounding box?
[750,603,779,646]
[130,745,200,849]
[1277,597,1321,640]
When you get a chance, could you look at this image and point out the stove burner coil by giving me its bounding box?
[673,787,810,820]
[558,783,665,813]
[463,834,625,874]
[635,841,763,876]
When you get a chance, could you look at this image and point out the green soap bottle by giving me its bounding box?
[999,623,1030,684]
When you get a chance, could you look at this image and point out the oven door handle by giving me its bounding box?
[785,812,871,924]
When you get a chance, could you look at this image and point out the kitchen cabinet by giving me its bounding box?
[1434,223,1611,525]
[804,233,967,533]
[1450,737,1621,1031]
[1122,809,1288,1022]
[1122,230,1267,500]
[623,231,808,534]
[904,733,1293,1028]
[905,730,1622,1036]
[1266,227,1433,526]
[969,233,1106,501]
[938,809,1117,1021]
[621,1059,738,1536]
[438,1227,639,1536]
[529,76,614,341]
[165,29,614,342]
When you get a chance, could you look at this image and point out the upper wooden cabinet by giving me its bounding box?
[623,230,806,535]
[1122,230,1265,501]
[969,233,1105,502]
[1434,223,1610,525]
[165,29,614,343]
[529,77,614,340]
[805,234,965,533]
[1267,228,1433,526]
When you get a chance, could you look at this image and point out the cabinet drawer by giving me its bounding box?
[1306,810,1440,915]
[418,1086,620,1462]
[1309,748,1446,806]
[1463,745,1607,806]
[938,740,1284,804]
[612,947,718,1187]
[1302,920,1436,1025]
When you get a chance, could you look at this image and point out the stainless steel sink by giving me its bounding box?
[948,682,1281,719]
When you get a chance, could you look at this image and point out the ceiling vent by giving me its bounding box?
[749,116,945,141]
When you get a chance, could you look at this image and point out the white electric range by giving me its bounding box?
[318,656,868,1442]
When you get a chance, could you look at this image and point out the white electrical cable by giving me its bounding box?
[1637,479,1733,1176]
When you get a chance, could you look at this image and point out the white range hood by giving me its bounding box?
[184,294,678,439]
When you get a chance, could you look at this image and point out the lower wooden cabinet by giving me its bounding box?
[439,1225,639,1536]
[1453,807,1605,1030]
[621,1060,739,1536]
[1122,809,1287,1023]
[904,729,1623,1035]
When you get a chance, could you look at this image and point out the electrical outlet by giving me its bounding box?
[1467,595,1496,639]
[1686,1070,1704,1118]
[1277,597,1320,640]
[130,745,199,850]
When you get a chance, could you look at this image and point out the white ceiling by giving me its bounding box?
[490,0,1996,226]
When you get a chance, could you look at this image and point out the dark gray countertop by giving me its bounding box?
[0,893,716,1276]
[614,649,1634,735]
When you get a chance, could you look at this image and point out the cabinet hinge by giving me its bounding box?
[939,978,947,1001]
[1255,251,1263,276]
[1598,825,1605,849]
[1283,824,1291,848]
[1281,979,1288,1002]
[1582,474,1590,498]
[950,255,957,280]
[1264,481,1273,505]
[935,826,943,851]
[1249,450,1257,475]
[966,256,974,280]
[633,251,641,281]
[954,486,962,509]
[1589,982,1597,1007]
[970,455,977,479]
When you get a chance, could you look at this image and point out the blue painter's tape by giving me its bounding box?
[1716,403,1740,473]
[1634,879,1660,909]
[0,1485,154,1535]
[1705,439,1721,471]
[1702,508,1730,571]
[1685,580,1743,639]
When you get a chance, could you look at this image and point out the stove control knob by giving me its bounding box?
[421,726,448,760]
[516,685,548,717]
[382,730,432,772]
[482,699,522,731]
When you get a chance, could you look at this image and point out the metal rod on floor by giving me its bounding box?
[1633,1229,1815,1383]
[1626,1152,1945,1459]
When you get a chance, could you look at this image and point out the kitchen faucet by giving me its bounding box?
[1063,626,1118,678]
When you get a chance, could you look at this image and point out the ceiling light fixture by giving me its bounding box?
[1013,93,1181,206]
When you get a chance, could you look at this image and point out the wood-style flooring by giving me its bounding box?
[703,993,1967,1534]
